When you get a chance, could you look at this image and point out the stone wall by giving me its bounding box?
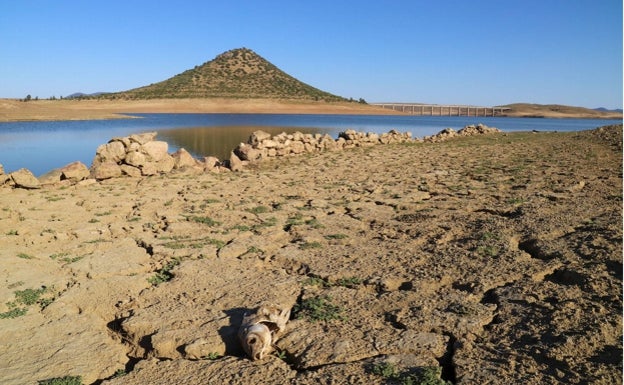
[90,132,227,180]
[2,125,500,188]
[233,129,415,162]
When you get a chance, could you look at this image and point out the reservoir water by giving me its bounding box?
[0,113,620,176]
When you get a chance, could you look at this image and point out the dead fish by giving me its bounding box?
[238,304,291,360]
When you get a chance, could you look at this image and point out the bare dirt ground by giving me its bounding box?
[0,125,621,384]
[1,99,621,121]
[0,98,397,121]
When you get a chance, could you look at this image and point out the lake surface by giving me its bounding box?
[0,113,620,176]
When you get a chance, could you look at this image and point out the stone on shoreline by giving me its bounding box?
[9,168,41,189]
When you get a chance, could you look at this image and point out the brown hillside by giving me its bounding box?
[501,103,623,119]
[107,48,346,101]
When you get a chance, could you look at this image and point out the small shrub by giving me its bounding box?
[293,295,345,322]
[203,352,221,360]
[247,205,270,214]
[335,277,362,288]
[37,376,83,385]
[371,362,450,385]
[187,215,221,227]
[17,253,34,259]
[324,233,348,240]
[299,241,322,250]
[371,361,401,379]
[148,259,181,286]
[0,307,28,319]
[15,287,46,305]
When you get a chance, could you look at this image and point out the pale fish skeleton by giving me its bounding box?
[238,304,291,360]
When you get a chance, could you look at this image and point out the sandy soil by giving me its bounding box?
[0,125,621,384]
[1,99,621,121]
[0,98,399,121]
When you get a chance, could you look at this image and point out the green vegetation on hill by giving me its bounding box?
[105,48,346,101]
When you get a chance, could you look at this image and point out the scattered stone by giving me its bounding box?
[92,161,123,180]
[10,168,40,189]
[229,151,244,172]
[60,161,90,182]
[172,148,199,169]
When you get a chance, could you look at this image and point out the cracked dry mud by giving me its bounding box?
[0,126,621,384]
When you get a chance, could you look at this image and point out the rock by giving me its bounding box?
[92,161,122,180]
[172,148,198,169]
[235,143,262,161]
[60,161,90,182]
[249,130,272,146]
[129,132,158,145]
[96,141,126,163]
[0,164,4,174]
[155,155,175,173]
[141,162,158,176]
[38,169,64,185]
[141,141,169,162]
[10,168,40,189]
[125,151,147,167]
[229,151,244,172]
[120,164,142,177]
[203,156,221,172]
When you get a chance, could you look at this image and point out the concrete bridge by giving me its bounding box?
[372,103,511,117]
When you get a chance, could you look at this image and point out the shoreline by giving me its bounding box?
[1,98,621,122]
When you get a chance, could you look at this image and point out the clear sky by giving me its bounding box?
[1,0,622,109]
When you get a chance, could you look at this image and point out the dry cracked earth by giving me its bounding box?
[0,125,621,384]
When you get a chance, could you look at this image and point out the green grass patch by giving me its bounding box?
[148,259,181,286]
[324,233,348,240]
[17,252,34,259]
[293,295,346,322]
[299,241,322,250]
[247,205,270,214]
[187,215,221,227]
[371,362,450,385]
[38,376,83,385]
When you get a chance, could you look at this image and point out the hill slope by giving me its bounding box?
[501,103,623,119]
[108,48,346,101]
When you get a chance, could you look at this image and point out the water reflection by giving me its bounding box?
[157,125,331,160]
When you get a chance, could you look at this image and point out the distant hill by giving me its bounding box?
[501,103,623,119]
[594,107,623,113]
[66,92,109,99]
[105,48,346,102]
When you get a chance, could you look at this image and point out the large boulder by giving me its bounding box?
[60,161,90,182]
[125,151,147,167]
[234,143,263,161]
[92,161,122,180]
[141,141,169,162]
[129,132,158,145]
[248,130,272,146]
[228,151,244,172]
[95,141,126,163]
[172,148,199,169]
[10,168,40,189]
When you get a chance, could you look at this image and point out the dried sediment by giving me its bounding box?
[0,125,619,384]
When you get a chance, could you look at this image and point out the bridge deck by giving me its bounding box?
[372,103,511,117]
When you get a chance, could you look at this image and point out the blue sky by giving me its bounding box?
[1,1,622,108]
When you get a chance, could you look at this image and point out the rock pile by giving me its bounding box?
[234,129,414,161]
[2,125,501,188]
[90,132,226,180]
[423,123,501,142]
